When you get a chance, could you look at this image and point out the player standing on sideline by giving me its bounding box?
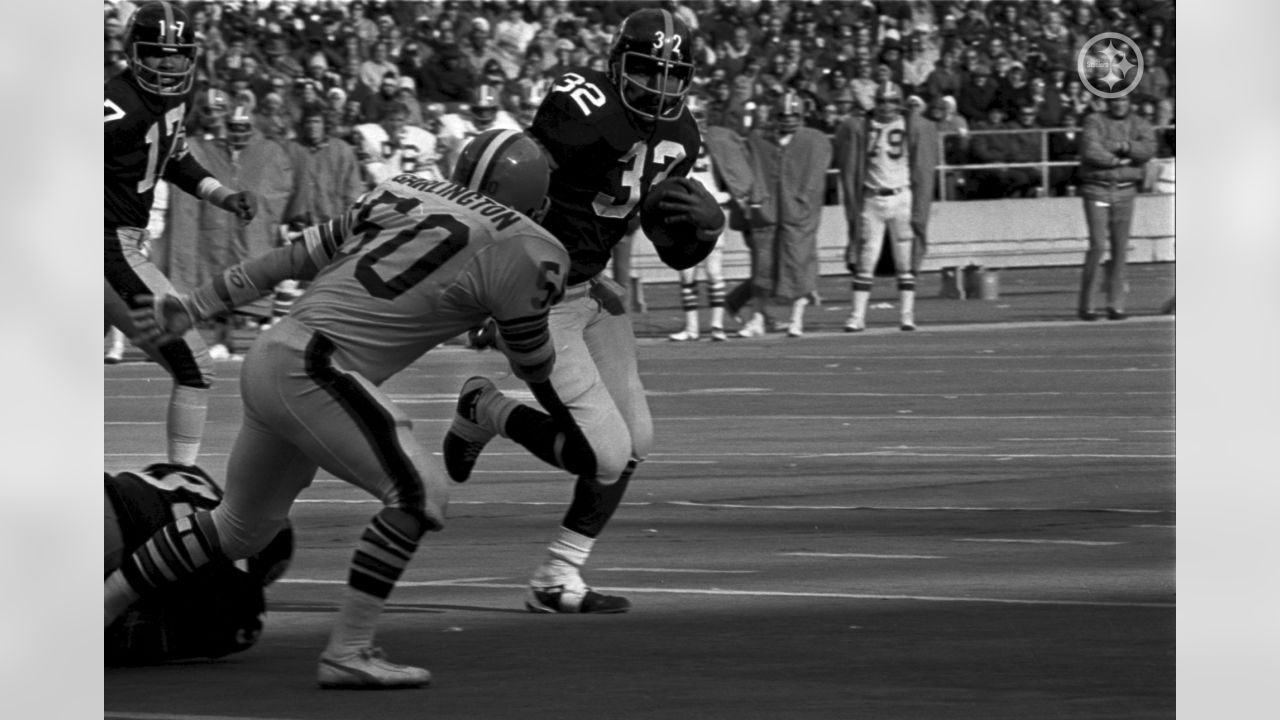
[442,8,725,614]
[352,101,442,187]
[105,463,293,665]
[835,81,929,332]
[105,1,259,466]
[436,84,523,178]
[107,129,571,689]
[668,96,730,342]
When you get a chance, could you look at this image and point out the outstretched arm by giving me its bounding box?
[131,217,351,343]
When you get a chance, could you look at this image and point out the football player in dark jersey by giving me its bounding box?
[104,1,260,468]
[442,8,726,614]
[105,463,292,665]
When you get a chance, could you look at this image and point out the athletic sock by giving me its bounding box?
[168,384,208,466]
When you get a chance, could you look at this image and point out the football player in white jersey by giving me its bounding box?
[668,95,730,342]
[106,129,574,689]
[352,100,442,187]
[436,84,522,179]
[837,81,920,331]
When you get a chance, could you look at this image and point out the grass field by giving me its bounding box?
[105,273,1175,719]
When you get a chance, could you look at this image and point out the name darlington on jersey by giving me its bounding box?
[390,174,523,231]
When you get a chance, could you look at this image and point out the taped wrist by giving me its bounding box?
[197,178,233,209]
[187,264,261,320]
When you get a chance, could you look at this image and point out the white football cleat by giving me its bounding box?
[318,646,431,689]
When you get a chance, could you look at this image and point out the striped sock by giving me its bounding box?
[328,508,422,654]
[110,511,222,624]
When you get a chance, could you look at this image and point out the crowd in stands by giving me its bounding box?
[105,0,1175,200]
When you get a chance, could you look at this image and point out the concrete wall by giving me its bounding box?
[627,193,1175,282]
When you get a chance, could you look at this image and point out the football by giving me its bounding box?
[640,177,700,247]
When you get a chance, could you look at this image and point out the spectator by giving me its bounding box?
[1048,109,1082,196]
[719,25,754,77]
[957,62,998,121]
[360,40,399,90]
[1029,76,1063,127]
[923,48,965,103]
[850,60,879,113]
[968,104,1014,199]
[461,18,503,79]
[546,38,577,78]
[364,71,408,125]
[929,95,970,199]
[347,1,380,46]
[1134,47,1171,103]
[1005,102,1046,197]
[901,34,937,96]
[260,34,305,83]
[419,43,476,105]
[1075,96,1156,321]
[337,55,377,116]
[995,61,1033,114]
[736,92,832,338]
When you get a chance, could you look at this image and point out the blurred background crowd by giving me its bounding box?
[105,0,1175,201]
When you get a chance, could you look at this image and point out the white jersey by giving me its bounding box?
[865,115,911,191]
[436,111,523,179]
[289,174,568,384]
[353,123,443,186]
[689,142,731,206]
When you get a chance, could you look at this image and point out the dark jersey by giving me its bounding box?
[104,71,213,230]
[530,68,701,284]
[105,464,223,554]
[105,464,292,665]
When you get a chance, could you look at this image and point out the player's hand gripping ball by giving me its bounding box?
[640,177,723,247]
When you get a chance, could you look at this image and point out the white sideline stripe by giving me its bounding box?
[348,580,1170,609]
[277,576,508,587]
[107,714,325,720]
[669,500,1165,514]
[954,538,1124,546]
[596,567,758,574]
[797,451,1172,458]
[781,552,945,559]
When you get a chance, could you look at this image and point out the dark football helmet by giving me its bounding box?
[607,8,696,122]
[123,1,199,97]
[452,128,550,221]
[469,84,501,130]
[226,104,255,149]
[774,90,805,135]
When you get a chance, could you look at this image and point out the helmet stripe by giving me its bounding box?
[160,1,176,44]
[466,129,522,194]
[659,10,674,63]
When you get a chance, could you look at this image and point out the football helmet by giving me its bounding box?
[226,104,254,149]
[123,1,199,97]
[451,128,550,221]
[469,84,500,130]
[873,81,903,121]
[608,8,696,122]
[774,90,804,135]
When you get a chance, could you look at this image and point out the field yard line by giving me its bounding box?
[296,579,1170,609]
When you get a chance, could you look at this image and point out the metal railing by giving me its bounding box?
[931,124,1176,201]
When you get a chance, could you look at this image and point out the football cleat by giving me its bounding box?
[668,329,698,342]
[442,377,499,482]
[525,584,631,614]
[843,317,865,333]
[736,314,765,338]
[317,646,431,689]
[709,327,727,342]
